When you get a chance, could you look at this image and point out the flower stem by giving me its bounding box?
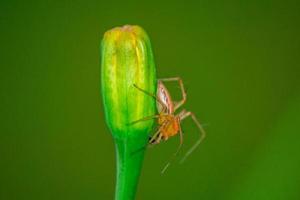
[114,135,147,200]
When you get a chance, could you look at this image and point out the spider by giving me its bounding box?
[132,77,206,173]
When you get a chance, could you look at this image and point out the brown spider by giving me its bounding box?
[132,77,206,173]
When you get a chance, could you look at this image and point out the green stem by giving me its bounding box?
[114,135,148,200]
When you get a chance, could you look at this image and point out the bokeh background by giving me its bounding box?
[1,0,300,199]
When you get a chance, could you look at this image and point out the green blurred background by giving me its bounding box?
[1,0,300,199]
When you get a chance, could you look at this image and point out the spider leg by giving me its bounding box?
[149,128,161,145]
[149,119,169,145]
[128,114,159,125]
[130,126,160,156]
[161,122,183,174]
[133,84,166,111]
[155,133,163,144]
[178,110,206,163]
[158,77,187,111]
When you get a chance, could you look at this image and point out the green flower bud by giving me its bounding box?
[101,25,157,200]
[101,25,156,139]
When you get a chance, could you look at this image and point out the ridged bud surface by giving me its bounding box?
[101,25,156,139]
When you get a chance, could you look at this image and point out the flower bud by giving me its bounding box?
[101,25,157,139]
